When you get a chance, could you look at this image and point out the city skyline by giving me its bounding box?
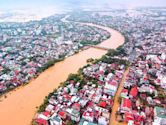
[0,0,166,10]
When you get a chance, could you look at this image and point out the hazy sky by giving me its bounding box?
[0,0,166,10]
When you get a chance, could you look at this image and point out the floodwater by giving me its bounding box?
[0,21,125,125]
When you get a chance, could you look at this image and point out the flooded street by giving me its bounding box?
[0,20,124,125]
[109,69,129,125]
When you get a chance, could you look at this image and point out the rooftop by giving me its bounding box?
[155,106,166,119]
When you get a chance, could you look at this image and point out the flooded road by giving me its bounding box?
[109,69,129,125]
[0,18,125,125]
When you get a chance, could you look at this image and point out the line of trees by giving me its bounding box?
[37,58,65,73]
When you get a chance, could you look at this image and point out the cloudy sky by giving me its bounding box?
[0,0,166,10]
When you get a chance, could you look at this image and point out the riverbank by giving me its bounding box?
[0,22,124,125]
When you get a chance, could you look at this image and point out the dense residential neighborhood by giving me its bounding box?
[116,26,166,125]
[33,9,166,125]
